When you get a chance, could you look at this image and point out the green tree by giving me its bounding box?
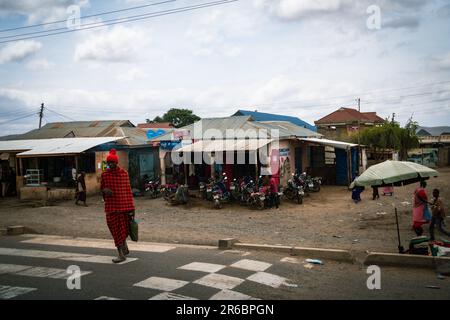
[146,108,200,128]
[354,115,419,161]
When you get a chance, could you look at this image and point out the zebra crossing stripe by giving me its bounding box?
[0,263,92,279]
[0,248,137,265]
[95,296,122,300]
[0,285,37,299]
[149,292,198,300]
[22,237,175,253]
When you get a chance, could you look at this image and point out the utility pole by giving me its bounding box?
[39,103,44,129]
[357,98,361,173]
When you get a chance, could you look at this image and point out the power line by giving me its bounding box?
[0,0,176,34]
[45,107,77,121]
[0,0,239,44]
[0,112,38,126]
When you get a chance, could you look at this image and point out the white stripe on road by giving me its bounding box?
[22,237,175,253]
[0,248,137,265]
[0,285,37,299]
[194,273,244,290]
[149,292,198,300]
[209,289,259,300]
[134,277,189,292]
[230,259,272,272]
[246,272,289,288]
[95,296,122,300]
[178,262,226,273]
[0,263,91,279]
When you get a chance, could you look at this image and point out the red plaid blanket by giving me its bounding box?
[101,167,135,214]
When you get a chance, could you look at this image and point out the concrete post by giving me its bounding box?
[159,151,166,186]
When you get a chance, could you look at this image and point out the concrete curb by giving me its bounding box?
[6,226,25,236]
[232,242,354,263]
[364,252,450,269]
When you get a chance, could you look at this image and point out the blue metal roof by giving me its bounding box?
[233,110,316,132]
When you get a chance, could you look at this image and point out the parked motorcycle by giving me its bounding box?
[211,175,232,209]
[247,185,269,210]
[144,177,161,199]
[230,178,241,201]
[283,175,304,204]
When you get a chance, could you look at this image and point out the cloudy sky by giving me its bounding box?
[0,0,449,136]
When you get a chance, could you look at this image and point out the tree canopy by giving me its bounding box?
[353,116,419,160]
[146,108,201,128]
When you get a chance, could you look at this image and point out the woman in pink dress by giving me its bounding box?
[412,181,429,236]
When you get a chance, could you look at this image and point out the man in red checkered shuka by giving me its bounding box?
[101,149,135,263]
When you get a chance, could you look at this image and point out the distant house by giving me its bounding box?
[315,107,384,142]
[416,126,450,137]
[414,126,450,167]
[0,120,158,200]
[232,110,316,132]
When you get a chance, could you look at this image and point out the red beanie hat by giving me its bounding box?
[106,148,119,163]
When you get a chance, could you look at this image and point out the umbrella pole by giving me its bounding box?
[395,207,404,253]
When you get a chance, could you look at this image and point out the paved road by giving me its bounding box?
[0,235,449,300]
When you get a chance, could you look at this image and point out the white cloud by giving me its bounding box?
[74,25,150,62]
[115,67,147,82]
[431,53,450,70]
[0,0,90,24]
[0,40,42,64]
[186,8,258,58]
[26,58,54,71]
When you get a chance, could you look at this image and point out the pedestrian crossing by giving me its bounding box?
[0,235,299,300]
[0,285,37,300]
[0,263,92,279]
[0,247,137,265]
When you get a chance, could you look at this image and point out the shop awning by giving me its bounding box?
[299,138,359,150]
[174,139,273,153]
[0,137,124,157]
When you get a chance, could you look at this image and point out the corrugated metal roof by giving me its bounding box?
[0,137,123,156]
[417,126,450,136]
[255,121,321,138]
[151,116,253,141]
[175,139,273,152]
[299,138,358,150]
[151,116,320,142]
[233,110,316,132]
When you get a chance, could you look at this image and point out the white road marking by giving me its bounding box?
[0,264,30,275]
[194,273,244,290]
[149,292,198,300]
[134,277,189,292]
[0,285,37,299]
[209,289,259,300]
[0,248,137,265]
[94,296,122,300]
[247,272,289,288]
[230,259,272,272]
[218,250,251,257]
[0,263,91,279]
[178,262,226,273]
[280,257,301,264]
[22,237,176,253]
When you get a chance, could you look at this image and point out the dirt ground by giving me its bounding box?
[1,167,449,254]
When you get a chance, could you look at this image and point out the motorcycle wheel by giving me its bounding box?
[313,184,321,192]
[297,194,303,204]
[257,199,265,210]
[214,200,222,209]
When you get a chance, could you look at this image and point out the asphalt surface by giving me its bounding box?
[0,235,449,300]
